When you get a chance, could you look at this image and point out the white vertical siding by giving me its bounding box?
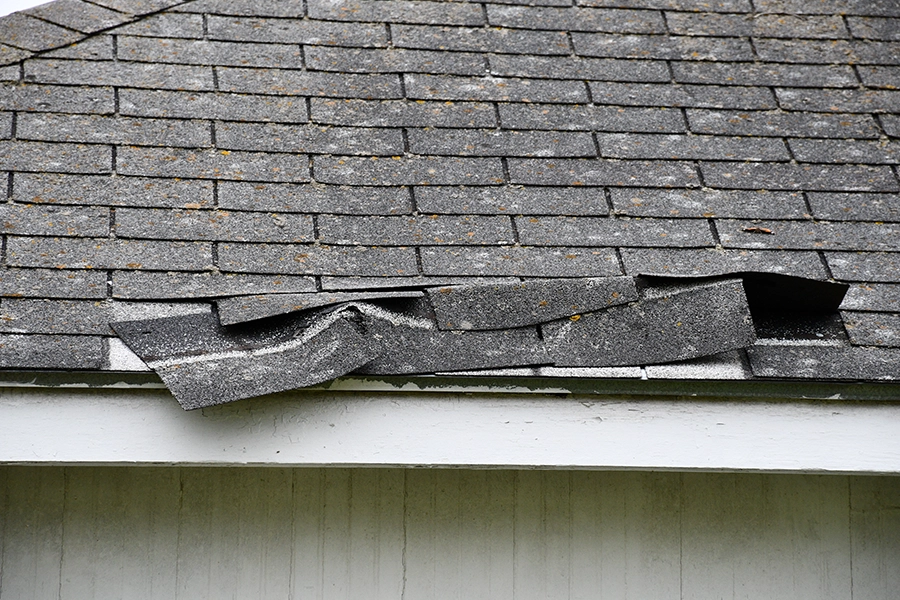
[1,467,899,600]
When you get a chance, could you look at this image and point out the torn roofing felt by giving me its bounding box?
[0,0,900,399]
[112,273,844,409]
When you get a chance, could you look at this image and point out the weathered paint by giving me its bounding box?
[1,388,899,472]
[0,468,898,600]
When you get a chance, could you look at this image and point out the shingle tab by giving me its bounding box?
[498,104,684,132]
[842,311,900,347]
[717,219,900,252]
[590,82,777,109]
[405,74,588,103]
[44,37,114,60]
[407,129,597,157]
[0,44,31,66]
[420,246,622,277]
[518,215,714,247]
[666,12,848,39]
[776,88,900,113]
[415,186,610,216]
[216,123,404,155]
[119,90,309,123]
[572,33,753,61]
[0,268,107,299]
[217,290,424,324]
[700,163,899,192]
[0,203,109,237]
[115,208,315,242]
[754,39,900,66]
[754,0,900,17]
[848,16,900,40]
[748,344,900,380]
[308,0,485,26]
[17,113,212,147]
[610,188,808,219]
[672,62,857,88]
[597,133,789,162]
[391,24,571,55]
[488,55,670,83]
[117,147,310,182]
[789,139,900,165]
[0,83,114,115]
[807,192,900,222]
[7,237,213,271]
[0,334,103,369]
[841,283,900,312]
[117,36,305,68]
[508,159,699,187]
[25,59,215,91]
[310,98,496,128]
[306,46,485,76]
[486,5,666,33]
[579,0,751,10]
[207,16,388,46]
[313,156,504,186]
[14,173,215,209]
[318,215,514,245]
[112,270,317,299]
[25,0,130,34]
[542,279,755,367]
[687,110,879,139]
[0,13,82,52]
[621,248,828,278]
[218,243,419,275]
[826,252,900,282]
[218,182,411,214]
[110,13,204,38]
[217,67,402,98]
[172,0,306,17]
[321,275,520,291]
[0,141,112,174]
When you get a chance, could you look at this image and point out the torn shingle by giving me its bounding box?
[426,277,638,331]
[217,290,424,325]
[541,279,755,367]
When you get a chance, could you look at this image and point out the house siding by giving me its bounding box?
[1,467,898,599]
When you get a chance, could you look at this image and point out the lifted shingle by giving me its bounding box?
[217,290,424,325]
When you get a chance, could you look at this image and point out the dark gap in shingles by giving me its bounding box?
[17,63,24,83]
[111,34,118,61]
[659,9,672,35]
[872,114,889,138]
[212,180,219,207]
[707,218,722,246]
[311,214,321,240]
[9,112,16,139]
[6,172,13,200]
[747,36,761,61]
[408,186,419,214]
[500,157,511,183]
[109,206,116,236]
[113,88,120,115]
[493,103,503,129]
[202,13,210,39]
[565,31,577,57]
[800,191,816,219]
[482,53,490,76]
[781,136,794,161]
[301,0,309,18]
[591,131,602,157]
[679,107,690,133]
[479,2,490,26]
[414,247,425,276]
[614,247,627,274]
[111,146,117,172]
[211,242,220,269]
[399,73,407,98]
[850,64,865,86]
[583,80,594,104]
[841,14,855,40]
[106,271,114,299]
[401,128,410,153]
[665,59,676,83]
[307,154,316,182]
[304,97,312,122]
[385,22,393,46]
[210,120,218,148]
[314,275,323,292]
[509,214,520,244]
[298,44,308,70]
[0,235,7,266]
[211,66,220,91]
[891,164,900,189]
[603,188,615,215]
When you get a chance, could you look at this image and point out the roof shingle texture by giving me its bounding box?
[0,0,898,390]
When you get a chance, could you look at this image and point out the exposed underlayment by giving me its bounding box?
[0,0,898,406]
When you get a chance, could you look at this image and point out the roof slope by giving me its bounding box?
[0,0,898,399]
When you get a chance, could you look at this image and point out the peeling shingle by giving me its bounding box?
[217,290,424,325]
[542,279,755,367]
[426,277,638,330]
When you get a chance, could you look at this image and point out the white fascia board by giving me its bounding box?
[1,384,899,473]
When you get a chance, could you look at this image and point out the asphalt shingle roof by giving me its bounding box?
[0,0,898,407]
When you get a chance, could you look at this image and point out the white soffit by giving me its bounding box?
[0,385,899,474]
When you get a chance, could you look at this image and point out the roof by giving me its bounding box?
[0,0,898,409]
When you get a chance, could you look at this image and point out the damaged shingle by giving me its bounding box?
[217,290,424,325]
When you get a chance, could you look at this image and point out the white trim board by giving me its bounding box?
[1,387,899,473]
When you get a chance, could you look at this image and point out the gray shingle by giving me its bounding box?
[0,334,103,369]
[883,115,900,137]
[17,113,212,148]
[318,215,515,245]
[644,351,751,381]
[0,268,107,299]
[0,44,31,66]
[117,147,310,182]
[112,270,316,299]
[590,82,777,109]
[508,159,700,187]
[426,277,638,330]
[0,113,11,138]
[420,246,622,276]
[217,67,402,98]
[91,0,187,14]
[321,275,519,290]
[0,203,109,237]
[308,0,485,26]
[573,33,753,61]
[687,110,879,139]
[306,46,485,76]
[748,344,900,380]
[754,0,900,16]
[499,103,685,132]
[110,13,204,38]
[0,141,112,174]
[486,5,666,33]
[717,219,900,252]
[579,0,751,9]
[115,208,314,242]
[672,62,857,88]
[666,12,848,39]
[0,13,82,52]
[789,139,900,164]
[25,59,215,91]
[0,65,20,81]
[7,237,213,270]
[119,89,308,122]
[117,36,304,68]
[218,182,411,214]
[44,36,114,60]
[621,247,828,278]
[14,173,215,209]
[171,0,305,16]
[218,243,419,275]
[842,311,900,347]
[597,133,789,161]
[542,279,755,367]
[848,16,900,40]
[858,65,900,89]
[517,216,714,247]
[407,129,597,158]
[405,74,588,103]
[207,16,388,47]
[700,163,899,192]
[313,156,504,186]
[25,0,130,34]
[754,39,900,66]
[776,88,900,114]
[826,252,900,282]
[415,186,610,216]
[310,98,496,128]
[807,192,900,222]
[610,188,808,219]
[216,123,404,155]
[841,283,900,311]
[391,23,571,55]
[0,299,210,335]
[216,290,424,324]
[0,83,114,114]
[489,55,670,83]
